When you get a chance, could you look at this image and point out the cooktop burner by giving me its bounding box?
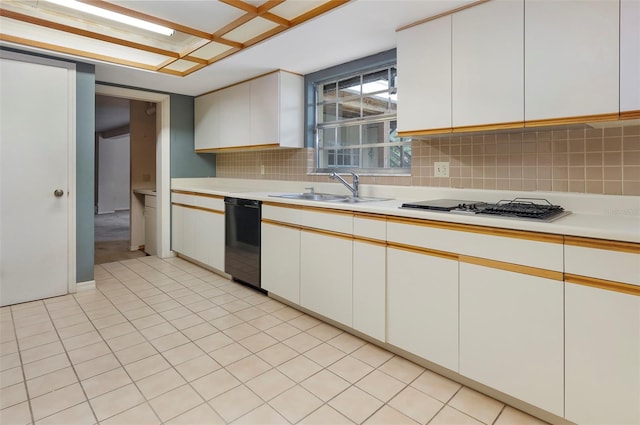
[400,197,570,222]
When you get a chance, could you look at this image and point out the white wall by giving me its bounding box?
[98,134,130,214]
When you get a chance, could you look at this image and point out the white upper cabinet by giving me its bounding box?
[452,0,524,128]
[194,70,304,150]
[525,0,619,122]
[194,90,221,150]
[397,15,452,133]
[621,0,640,114]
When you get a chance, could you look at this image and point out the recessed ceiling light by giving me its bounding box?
[44,0,175,36]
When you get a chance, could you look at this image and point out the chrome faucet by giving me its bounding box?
[329,171,359,198]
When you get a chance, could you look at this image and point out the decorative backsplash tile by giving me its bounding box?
[214,124,640,196]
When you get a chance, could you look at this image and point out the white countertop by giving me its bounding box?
[172,178,640,243]
[133,188,157,196]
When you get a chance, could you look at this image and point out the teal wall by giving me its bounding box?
[170,94,216,178]
[76,63,96,283]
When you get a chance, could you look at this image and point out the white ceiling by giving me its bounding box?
[3,0,475,97]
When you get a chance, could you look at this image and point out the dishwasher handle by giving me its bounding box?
[224,197,262,208]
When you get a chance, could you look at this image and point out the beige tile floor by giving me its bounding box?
[0,256,548,425]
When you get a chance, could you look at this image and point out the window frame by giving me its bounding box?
[304,49,411,175]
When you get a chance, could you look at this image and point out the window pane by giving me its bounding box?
[362,69,389,91]
[321,103,337,123]
[362,93,388,116]
[362,146,385,168]
[338,75,360,98]
[320,127,337,147]
[337,100,361,120]
[363,122,384,144]
[320,82,337,102]
[338,125,360,146]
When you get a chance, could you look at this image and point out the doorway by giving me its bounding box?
[94,84,171,261]
[94,96,158,264]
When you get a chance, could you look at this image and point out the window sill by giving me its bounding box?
[308,172,411,177]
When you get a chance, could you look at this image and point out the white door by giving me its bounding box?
[0,54,75,306]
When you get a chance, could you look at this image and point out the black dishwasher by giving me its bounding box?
[224,197,262,290]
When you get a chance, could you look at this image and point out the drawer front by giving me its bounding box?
[565,245,640,286]
[172,192,196,206]
[263,204,301,225]
[354,216,386,241]
[197,196,224,212]
[300,208,353,234]
[387,221,562,271]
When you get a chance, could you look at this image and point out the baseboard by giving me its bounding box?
[76,280,96,292]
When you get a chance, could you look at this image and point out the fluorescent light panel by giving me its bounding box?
[44,0,175,36]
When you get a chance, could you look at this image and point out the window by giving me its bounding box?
[313,63,411,174]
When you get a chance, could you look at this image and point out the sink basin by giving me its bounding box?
[270,193,391,203]
[271,193,348,201]
[329,196,392,203]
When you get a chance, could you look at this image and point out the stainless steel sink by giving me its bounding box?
[270,193,391,203]
[271,193,348,201]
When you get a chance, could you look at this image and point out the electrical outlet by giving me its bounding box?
[434,162,450,177]
[260,164,265,175]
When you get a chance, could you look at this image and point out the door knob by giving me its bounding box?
[54,189,64,197]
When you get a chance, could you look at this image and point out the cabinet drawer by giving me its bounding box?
[172,192,196,206]
[263,204,300,225]
[387,220,562,271]
[197,196,224,212]
[565,244,640,286]
[300,208,352,234]
[354,215,385,241]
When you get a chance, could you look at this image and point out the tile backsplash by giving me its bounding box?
[214,123,640,196]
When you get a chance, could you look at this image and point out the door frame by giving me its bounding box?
[0,50,77,296]
[95,85,171,258]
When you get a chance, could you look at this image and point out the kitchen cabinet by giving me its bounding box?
[524,0,619,123]
[171,191,225,272]
[194,90,221,150]
[387,247,458,371]
[143,194,157,255]
[397,15,452,134]
[194,70,304,151]
[621,0,640,115]
[563,237,640,424]
[261,204,301,304]
[565,283,640,425]
[299,208,353,327]
[459,262,564,417]
[300,230,352,327]
[451,0,524,129]
[352,215,386,342]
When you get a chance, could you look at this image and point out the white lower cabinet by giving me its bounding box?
[300,230,352,327]
[171,202,224,272]
[386,247,459,371]
[459,262,564,417]
[261,222,300,304]
[565,283,640,425]
[353,240,385,341]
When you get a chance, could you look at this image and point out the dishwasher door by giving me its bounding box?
[224,197,261,289]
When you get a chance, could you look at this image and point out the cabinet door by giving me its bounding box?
[452,0,524,128]
[525,0,619,121]
[353,240,385,341]
[621,0,640,113]
[193,209,224,271]
[397,15,452,133]
[181,207,198,260]
[387,248,458,371]
[144,206,157,255]
[459,263,564,417]
[251,73,279,146]
[171,204,184,254]
[219,83,251,147]
[565,283,640,425]
[300,231,352,326]
[194,91,220,150]
[261,222,300,304]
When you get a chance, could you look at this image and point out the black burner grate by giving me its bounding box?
[480,198,565,220]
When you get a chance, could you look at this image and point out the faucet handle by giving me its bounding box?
[304,186,315,195]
